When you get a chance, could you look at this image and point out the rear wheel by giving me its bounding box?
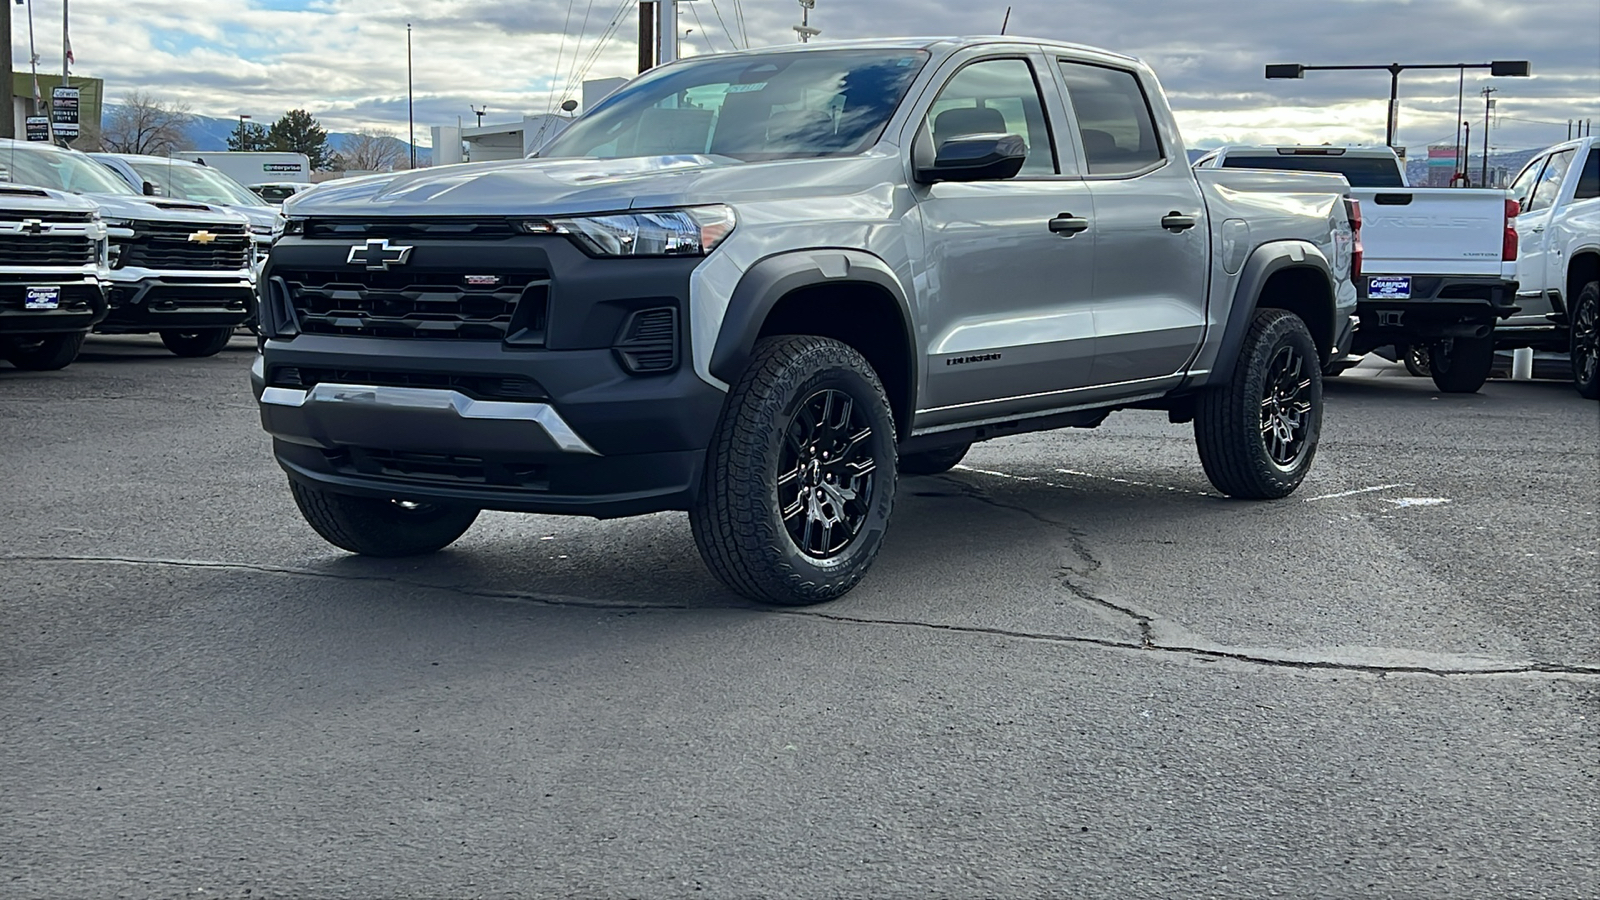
[899,442,971,476]
[1569,281,1599,400]
[1429,334,1494,393]
[1401,343,1432,377]
[1194,308,1323,499]
[289,480,480,557]
[690,335,897,606]
[160,327,234,358]
[1,332,85,371]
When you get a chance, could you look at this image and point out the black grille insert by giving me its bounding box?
[0,234,96,265]
[280,269,549,341]
[120,222,251,271]
[304,219,520,240]
[323,447,549,489]
[270,366,547,401]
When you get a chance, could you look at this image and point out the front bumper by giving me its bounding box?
[0,275,108,335]
[99,267,255,333]
[1352,275,1519,353]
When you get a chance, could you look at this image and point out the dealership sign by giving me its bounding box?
[51,86,80,138]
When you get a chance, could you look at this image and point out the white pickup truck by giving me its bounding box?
[1195,145,1519,392]
[1504,136,1600,399]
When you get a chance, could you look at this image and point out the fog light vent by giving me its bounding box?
[613,307,678,375]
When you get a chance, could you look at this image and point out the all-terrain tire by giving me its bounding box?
[689,335,897,606]
[1569,280,1599,400]
[2,332,85,370]
[1194,308,1323,499]
[160,327,234,358]
[899,442,971,476]
[1428,334,1495,393]
[289,480,480,557]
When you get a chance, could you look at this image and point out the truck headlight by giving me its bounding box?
[517,205,735,257]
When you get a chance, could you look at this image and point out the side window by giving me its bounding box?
[1528,149,1576,213]
[1575,148,1600,201]
[1508,157,1546,210]
[920,58,1057,176]
[1058,61,1164,175]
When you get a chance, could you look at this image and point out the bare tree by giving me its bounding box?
[337,128,406,172]
[102,91,194,155]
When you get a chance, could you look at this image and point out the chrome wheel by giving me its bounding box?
[1260,345,1313,470]
[778,388,878,559]
[1573,292,1598,387]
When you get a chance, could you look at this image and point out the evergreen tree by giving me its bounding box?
[228,121,269,152]
[266,109,335,170]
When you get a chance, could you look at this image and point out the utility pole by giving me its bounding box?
[1461,121,1470,186]
[794,0,819,43]
[638,1,657,73]
[1481,87,1496,188]
[406,23,415,169]
[658,0,678,64]
[1,0,14,139]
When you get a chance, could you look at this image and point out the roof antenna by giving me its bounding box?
[1000,6,1011,34]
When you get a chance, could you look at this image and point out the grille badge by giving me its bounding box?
[347,238,414,271]
[188,230,218,244]
[464,275,501,287]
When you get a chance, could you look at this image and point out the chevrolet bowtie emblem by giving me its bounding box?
[188,230,218,244]
[347,238,414,271]
[21,219,47,235]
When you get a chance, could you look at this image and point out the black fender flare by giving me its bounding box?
[1201,241,1337,386]
[708,248,919,407]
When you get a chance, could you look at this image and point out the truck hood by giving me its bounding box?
[85,192,251,227]
[284,154,892,218]
[0,183,100,216]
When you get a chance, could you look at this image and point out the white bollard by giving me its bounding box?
[1512,347,1534,380]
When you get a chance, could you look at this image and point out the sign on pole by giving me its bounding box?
[25,116,52,141]
[51,86,80,139]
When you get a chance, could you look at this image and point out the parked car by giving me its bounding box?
[1196,145,1519,393]
[253,37,1358,604]
[1504,136,1600,399]
[0,184,108,370]
[249,182,317,206]
[0,139,256,358]
[90,153,281,268]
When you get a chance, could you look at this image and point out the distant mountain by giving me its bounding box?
[102,107,432,168]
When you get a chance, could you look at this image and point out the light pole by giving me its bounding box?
[1265,59,1530,149]
[1460,121,1470,186]
[406,23,415,169]
[470,105,487,128]
[1481,87,1497,188]
[235,114,251,149]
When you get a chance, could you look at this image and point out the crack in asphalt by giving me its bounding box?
[7,553,1598,681]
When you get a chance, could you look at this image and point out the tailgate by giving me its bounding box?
[1353,188,1510,276]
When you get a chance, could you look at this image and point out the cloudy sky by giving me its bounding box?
[15,0,1599,151]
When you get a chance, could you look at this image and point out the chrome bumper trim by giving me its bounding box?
[259,383,601,455]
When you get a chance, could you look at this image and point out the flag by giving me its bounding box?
[65,38,74,67]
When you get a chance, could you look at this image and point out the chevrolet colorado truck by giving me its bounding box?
[1504,137,1599,398]
[0,184,107,370]
[1196,145,1519,393]
[1,139,255,358]
[253,37,1358,605]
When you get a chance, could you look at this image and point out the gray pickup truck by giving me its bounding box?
[253,37,1359,604]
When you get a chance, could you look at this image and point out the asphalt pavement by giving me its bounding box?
[3,336,1598,899]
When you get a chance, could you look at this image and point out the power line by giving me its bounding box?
[708,0,741,50]
[547,0,580,116]
[732,0,748,48]
[687,3,716,54]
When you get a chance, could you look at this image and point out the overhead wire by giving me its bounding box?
[687,2,717,54]
[546,0,580,116]
[708,0,742,50]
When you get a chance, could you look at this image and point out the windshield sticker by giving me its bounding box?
[726,82,768,93]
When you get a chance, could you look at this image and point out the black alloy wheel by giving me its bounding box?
[1402,343,1432,377]
[1260,344,1315,471]
[779,389,879,559]
[1570,281,1599,400]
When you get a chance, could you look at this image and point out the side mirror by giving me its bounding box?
[141,181,161,197]
[915,133,1028,184]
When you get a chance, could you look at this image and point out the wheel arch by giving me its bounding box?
[1567,248,1600,310]
[709,250,919,437]
[1206,242,1338,385]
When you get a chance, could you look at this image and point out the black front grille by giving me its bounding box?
[323,447,549,489]
[613,307,679,374]
[0,234,96,266]
[280,269,549,341]
[304,218,519,240]
[270,366,547,401]
[120,222,251,271]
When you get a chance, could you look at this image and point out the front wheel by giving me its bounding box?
[159,328,234,358]
[1569,281,1599,400]
[289,481,480,557]
[690,335,897,606]
[1194,308,1323,499]
[2,332,85,370]
[1429,334,1494,393]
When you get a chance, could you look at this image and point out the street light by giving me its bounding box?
[236,114,250,148]
[470,105,487,128]
[1265,60,1530,148]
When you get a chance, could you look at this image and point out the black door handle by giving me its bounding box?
[1049,214,1090,236]
[1161,212,1198,232]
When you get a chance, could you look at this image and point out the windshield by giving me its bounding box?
[0,144,138,194]
[1221,153,1405,188]
[252,184,306,203]
[539,49,930,162]
[130,160,268,207]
